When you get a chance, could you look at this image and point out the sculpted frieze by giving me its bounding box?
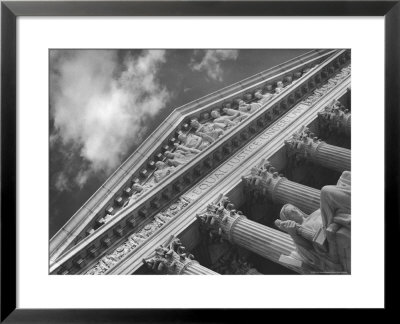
[87,71,311,229]
[303,65,351,107]
[85,196,192,275]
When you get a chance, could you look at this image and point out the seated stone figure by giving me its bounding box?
[154,161,174,183]
[274,81,285,94]
[210,109,236,127]
[238,99,262,114]
[275,205,326,268]
[177,132,213,151]
[275,171,351,273]
[190,118,224,140]
[321,171,351,229]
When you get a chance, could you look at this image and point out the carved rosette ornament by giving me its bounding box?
[284,126,351,173]
[242,159,320,214]
[143,236,218,275]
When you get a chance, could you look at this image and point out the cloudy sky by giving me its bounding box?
[49,49,309,237]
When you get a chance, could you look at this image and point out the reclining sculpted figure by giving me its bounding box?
[177,131,213,151]
[210,109,237,127]
[275,171,351,273]
[222,107,248,123]
[190,118,225,140]
[254,90,274,105]
[164,147,198,167]
[238,99,262,114]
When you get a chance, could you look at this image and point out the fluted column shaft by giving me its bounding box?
[313,142,351,172]
[285,126,351,173]
[197,197,317,274]
[183,262,219,275]
[229,218,311,274]
[273,178,320,214]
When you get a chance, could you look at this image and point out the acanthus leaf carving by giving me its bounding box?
[143,235,198,274]
[196,195,246,243]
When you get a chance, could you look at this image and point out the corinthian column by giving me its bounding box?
[318,99,351,136]
[143,236,219,275]
[196,196,313,274]
[242,159,320,214]
[285,126,351,172]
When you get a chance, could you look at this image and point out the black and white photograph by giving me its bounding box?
[49,49,351,275]
[2,0,396,317]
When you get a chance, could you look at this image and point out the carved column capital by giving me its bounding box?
[143,236,198,274]
[242,159,286,201]
[284,126,323,162]
[242,159,320,214]
[196,196,246,243]
[285,125,351,172]
[318,100,351,136]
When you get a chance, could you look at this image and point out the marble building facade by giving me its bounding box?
[49,49,351,275]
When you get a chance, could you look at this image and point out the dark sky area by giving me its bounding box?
[49,49,309,237]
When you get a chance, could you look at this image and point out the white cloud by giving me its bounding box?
[54,172,70,192]
[50,50,170,190]
[189,50,239,81]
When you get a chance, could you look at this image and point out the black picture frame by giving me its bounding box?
[1,0,398,321]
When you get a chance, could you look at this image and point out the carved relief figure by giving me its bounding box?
[177,132,213,151]
[222,107,248,123]
[190,118,224,140]
[124,182,153,207]
[238,99,262,114]
[154,161,174,183]
[254,90,274,105]
[274,81,285,94]
[165,147,197,167]
[210,109,236,127]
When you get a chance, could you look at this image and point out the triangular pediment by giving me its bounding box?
[50,49,351,273]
